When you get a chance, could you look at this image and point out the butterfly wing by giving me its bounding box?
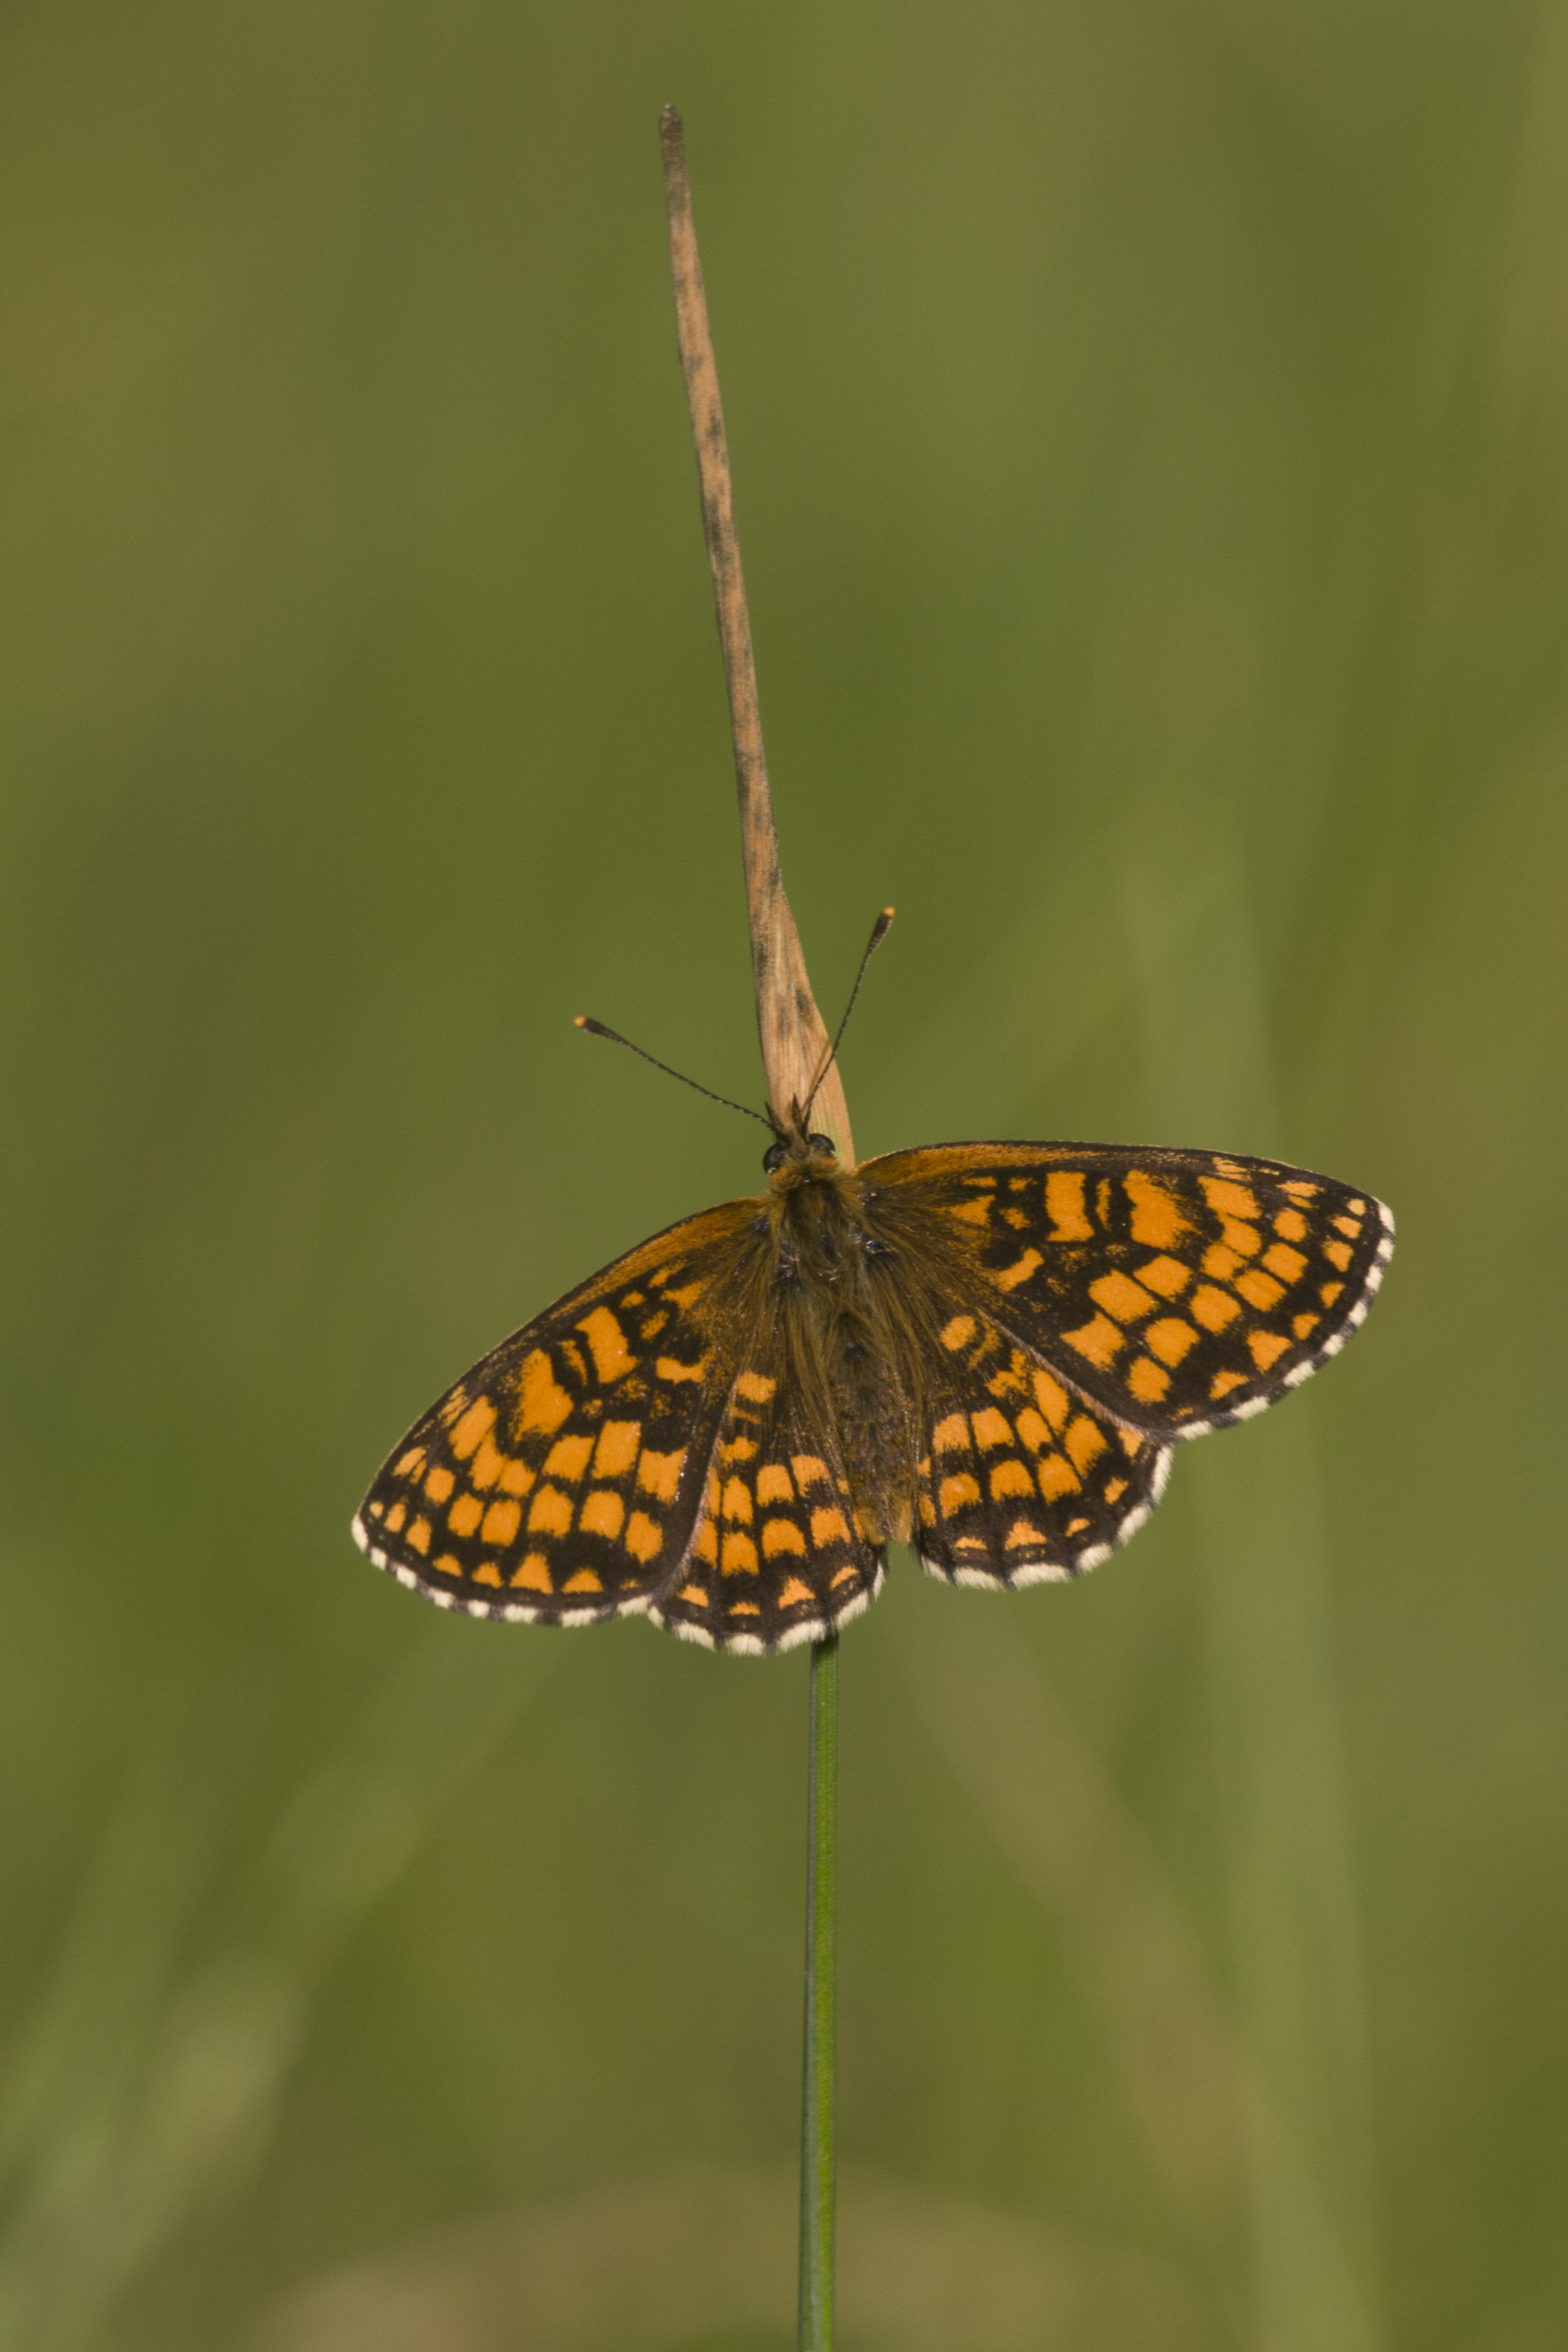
[353,1200,765,1624]
[864,1141,1393,1441]
[651,1369,886,1654]
[909,1310,1172,1585]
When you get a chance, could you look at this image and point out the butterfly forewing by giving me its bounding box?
[354,1201,762,1624]
[865,1142,1393,1440]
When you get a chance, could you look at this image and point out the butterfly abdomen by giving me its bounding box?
[757,1166,926,1546]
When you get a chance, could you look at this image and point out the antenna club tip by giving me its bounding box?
[573,1014,588,1028]
[881,905,896,920]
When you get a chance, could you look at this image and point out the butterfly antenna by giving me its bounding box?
[804,907,895,1121]
[574,1017,777,1132]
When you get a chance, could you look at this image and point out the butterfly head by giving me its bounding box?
[762,1121,840,1188]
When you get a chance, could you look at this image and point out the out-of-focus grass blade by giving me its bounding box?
[1124,825,1384,2352]
[0,1744,216,2346]
[0,1630,559,2352]
[888,1592,1249,2228]
[263,2164,1215,2352]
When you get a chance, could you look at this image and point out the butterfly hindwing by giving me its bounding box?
[353,1201,762,1624]
[912,1313,1172,1585]
[652,1369,886,1654]
[865,1142,1393,1440]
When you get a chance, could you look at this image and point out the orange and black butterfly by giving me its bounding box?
[353,1067,1393,1653]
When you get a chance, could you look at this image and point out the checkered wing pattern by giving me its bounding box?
[652,1376,884,1654]
[353,1203,761,1625]
[356,1134,1392,1646]
[865,1142,1394,1440]
[911,1311,1172,1585]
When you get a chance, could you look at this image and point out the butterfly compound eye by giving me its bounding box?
[762,1141,789,1174]
[808,1133,837,1156]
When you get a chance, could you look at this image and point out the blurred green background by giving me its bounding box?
[2,3,1564,2347]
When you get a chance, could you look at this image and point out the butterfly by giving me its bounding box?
[353,1107,1393,1655]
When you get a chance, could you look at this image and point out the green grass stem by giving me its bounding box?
[797,1633,838,2350]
